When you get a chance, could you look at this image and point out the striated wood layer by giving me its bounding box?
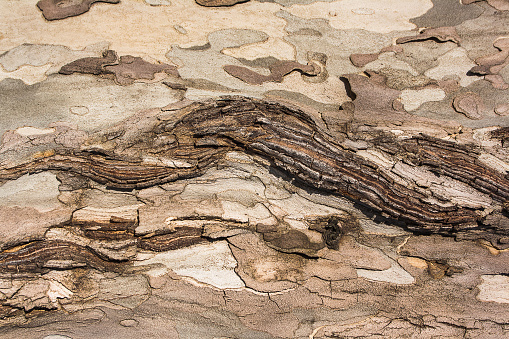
[1,97,507,235]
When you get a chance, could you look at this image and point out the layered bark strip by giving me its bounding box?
[1,96,508,235]
[0,240,120,274]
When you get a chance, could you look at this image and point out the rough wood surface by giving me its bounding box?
[0,0,508,338]
[2,96,508,237]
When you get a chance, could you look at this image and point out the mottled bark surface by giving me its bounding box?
[0,0,508,338]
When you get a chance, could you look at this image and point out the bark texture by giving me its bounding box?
[1,0,509,337]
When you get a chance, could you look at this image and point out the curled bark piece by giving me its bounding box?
[224,60,319,85]
[452,92,486,119]
[396,27,461,45]
[349,53,380,68]
[350,45,403,68]
[104,55,179,85]
[60,51,179,85]
[37,0,120,21]
[341,72,404,113]
[1,97,508,235]
[195,0,249,5]
[304,52,328,83]
[59,50,118,75]
[469,37,509,89]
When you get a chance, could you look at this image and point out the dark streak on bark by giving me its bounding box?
[1,97,508,236]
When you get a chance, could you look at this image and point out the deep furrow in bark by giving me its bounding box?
[0,97,507,234]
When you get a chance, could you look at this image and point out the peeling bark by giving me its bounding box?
[3,1,509,336]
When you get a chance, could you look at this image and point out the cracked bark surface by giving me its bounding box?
[1,96,508,236]
[2,0,509,337]
[0,95,508,338]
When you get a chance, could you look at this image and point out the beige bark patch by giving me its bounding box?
[15,126,56,136]
[477,275,509,303]
[364,52,419,76]
[0,172,62,213]
[135,241,244,289]
[357,261,415,285]
[221,201,275,224]
[425,48,482,87]
[286,0,432,33]
[47,280,73,303]
[399,88,446,111]
[222,37,295,61]
[0,64,52,85]
[73,205,141,224]
[0,0,285,61]
[405,257,428,270]
[264,73,350,105]
[478,154,509,174]
[356,149,395,169]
